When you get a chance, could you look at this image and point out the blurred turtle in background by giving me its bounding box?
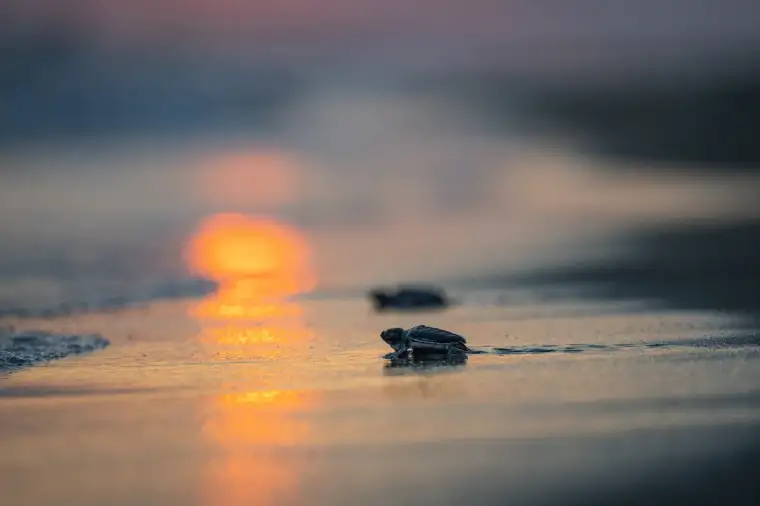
[368,285,452,311]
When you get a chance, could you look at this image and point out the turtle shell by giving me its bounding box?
[405,325,467,353]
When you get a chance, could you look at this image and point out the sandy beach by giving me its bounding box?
[2,286,759,506]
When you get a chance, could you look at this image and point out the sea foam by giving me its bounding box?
[0,326,110,371]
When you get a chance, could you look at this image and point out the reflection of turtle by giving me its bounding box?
[383,353,468,370]
[380,325,474,360]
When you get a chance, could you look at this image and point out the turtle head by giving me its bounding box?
[380,327,405,351]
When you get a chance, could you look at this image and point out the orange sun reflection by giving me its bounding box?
[185,212,315,297]
[186,212,319,506]
[201,388,321,506]
[185,212,316,348]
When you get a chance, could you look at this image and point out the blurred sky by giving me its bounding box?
[0,0,759,307]
[3,0,759,58]
[1,0,758,147]
[1,1,758,89]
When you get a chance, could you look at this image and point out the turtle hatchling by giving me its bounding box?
[380,325,476,360]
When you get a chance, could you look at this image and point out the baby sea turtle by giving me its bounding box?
[380,325,475,360]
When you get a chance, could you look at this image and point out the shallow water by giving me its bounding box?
[1,288,758,506]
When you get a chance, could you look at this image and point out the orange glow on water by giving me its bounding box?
[186,212,314,292]
[204,389,318,447]
[188,212,319,506]
[185,212,316,336]
[201,388,321,506]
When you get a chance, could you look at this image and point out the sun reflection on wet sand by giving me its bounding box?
[185,212,319,506]
[186,213,316,356]
[200,388,321,506]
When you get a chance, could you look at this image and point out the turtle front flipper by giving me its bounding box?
[383,348,410,360]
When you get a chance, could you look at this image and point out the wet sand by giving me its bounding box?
[1,290,759,506]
